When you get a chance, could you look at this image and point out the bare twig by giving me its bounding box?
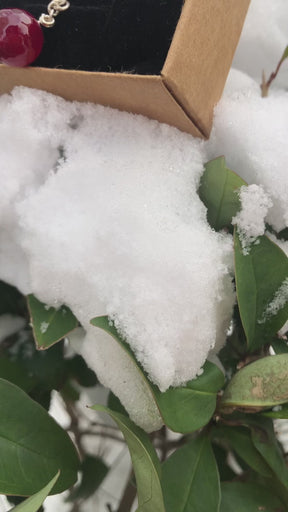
[261,45,288,97]
[79,429,124,443]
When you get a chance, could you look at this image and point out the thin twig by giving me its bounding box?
[261,46,288,97]
[79,429,124,443]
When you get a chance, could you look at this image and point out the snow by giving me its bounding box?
[261,278,288,321]
[40,321,50,334]
[0,0,287,432]
[233,0,288,88]
[208,69,288,233]
[232,184,273,253]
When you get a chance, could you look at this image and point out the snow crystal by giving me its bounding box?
[40,321,49,334]
[232,184,273,253]
[0,87,234,430]
[233,0,288,88]
[0,314,25,343]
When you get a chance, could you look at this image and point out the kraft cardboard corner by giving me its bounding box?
[162,0,251,137]
[0,0,250,138]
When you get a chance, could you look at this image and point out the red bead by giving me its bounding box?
[0,9,44,67]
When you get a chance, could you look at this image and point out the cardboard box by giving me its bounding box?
[0,0,250,138]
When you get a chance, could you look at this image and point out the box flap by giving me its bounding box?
[0,65,202,137]
[162,0,251,137]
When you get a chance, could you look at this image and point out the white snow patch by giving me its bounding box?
[232,184,273,253]
[233,0,288,88]
[40,321,49,334]
[260,278,288,322]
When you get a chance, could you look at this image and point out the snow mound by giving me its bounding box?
[0,87,235,430]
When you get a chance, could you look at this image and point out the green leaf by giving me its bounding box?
[234,231,288,350]
[212,426,272,477]
[10,472,59,512]
[262,403,288,418]
[162,434,220,512]
[153,361,225,433]
[220,482,285,512]
[271,338,288,354]
[250,417,288,491]
[222,355,288,409]
[68,456,108,502]
[0,378,79,495]
[199,157,246,231]
[27,294,78,349]
[91,405,165,512]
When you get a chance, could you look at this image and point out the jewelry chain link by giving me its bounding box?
[39,0,70,28]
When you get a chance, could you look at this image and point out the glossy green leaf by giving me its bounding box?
[222,355,288,408]
[0,378,79,495]
[213,426,272,477]
[28,294,78,349]
[220,482,285,512]
[68,456,108,502]
[199,156,246,231]
[162,434,220,512]
[91,405,165,512]
[234,231,288,350]
[11,472,59,512]
[153,361,225,433]
[250,417,288,491]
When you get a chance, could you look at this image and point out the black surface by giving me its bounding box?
[0,0,183,73]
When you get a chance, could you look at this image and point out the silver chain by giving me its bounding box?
[39,0,70,28]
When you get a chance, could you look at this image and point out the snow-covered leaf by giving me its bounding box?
[234,231,288,350]
[91,317,224,433]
